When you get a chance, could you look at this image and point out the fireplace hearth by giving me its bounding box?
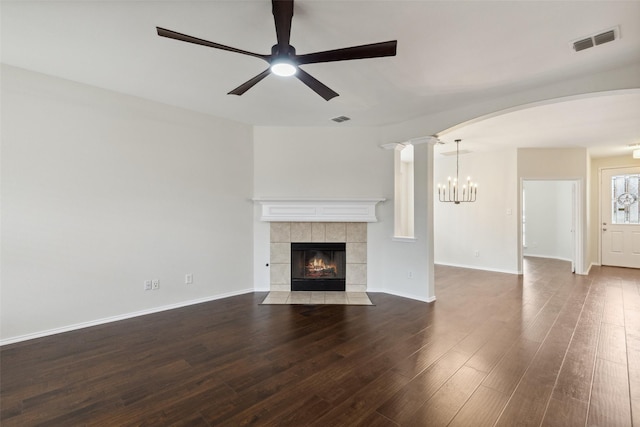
[291,243,346,291]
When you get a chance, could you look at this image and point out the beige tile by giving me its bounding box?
[311,223,326,242]
[325,292,348,304]
[261,291,374,305]
[270,264,290,285]
[347,292,369,299]
[262,292,290,304]
[347,293,372,305]
[262,299,288,305]
[310,292,326,304]
[291,222,312,242]
[325,223,346,242]
[346,285,367,293]
[270,222,291,243]
[347,242,367,263]
[347,223,367,243]
[269,291,290,299]
[346,264,367,285]
[270,243,290,264]
[270,284,290,292]
[288,291,311,304]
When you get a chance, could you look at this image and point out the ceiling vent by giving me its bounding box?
[331,116,351,123]
[594,30,616,46]
[573,37,594,52]
[572,26,619,52]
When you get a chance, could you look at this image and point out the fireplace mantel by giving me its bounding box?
[253,198,385,222]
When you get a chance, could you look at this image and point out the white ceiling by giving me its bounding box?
[2,1,640,156]
[437,90,640,157]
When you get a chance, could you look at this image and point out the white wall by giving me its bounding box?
[1,66,254,342]
[523,181,573,261]
[253,127,434,302]
[434,149,519,273]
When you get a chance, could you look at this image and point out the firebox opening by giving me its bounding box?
[291,242,346,291]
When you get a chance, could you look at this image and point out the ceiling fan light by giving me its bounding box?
[271,61,297,77]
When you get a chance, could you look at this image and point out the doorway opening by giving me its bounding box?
[521,179,580,274]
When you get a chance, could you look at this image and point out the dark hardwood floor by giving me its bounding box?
[1,258,639,426]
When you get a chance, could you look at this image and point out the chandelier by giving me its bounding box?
[437,139,477,204]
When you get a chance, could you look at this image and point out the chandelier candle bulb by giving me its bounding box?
[437,139,478,204]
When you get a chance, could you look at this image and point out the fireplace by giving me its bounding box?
[291,243,346,291]
[267,222,367,292]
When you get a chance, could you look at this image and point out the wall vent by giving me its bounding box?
[572,26,620,52]
[331,115,351,123]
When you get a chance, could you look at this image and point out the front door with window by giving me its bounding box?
[601,167,640,268]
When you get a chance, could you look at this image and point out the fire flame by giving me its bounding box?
[302,255,339,278]
[309,257,328,271]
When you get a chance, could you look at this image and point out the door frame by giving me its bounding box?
[518,178,583,274]
[598,165,640,266]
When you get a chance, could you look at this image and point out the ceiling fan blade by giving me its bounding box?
[295,68,339,101]
[296,40,397,65]
[228,69,272,96]
[157,27,269,61]
[271,0,294,54]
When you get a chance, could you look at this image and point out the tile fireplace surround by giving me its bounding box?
[270,222,367,292]
[255,198,384,293]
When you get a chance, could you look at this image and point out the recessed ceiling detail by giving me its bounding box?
[572,26,619,52]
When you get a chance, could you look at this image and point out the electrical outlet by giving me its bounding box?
[185,274,193,284]
[474,250,480,257]
[408,271,414,279]
[152,279,159,290]
[144,280,152,291]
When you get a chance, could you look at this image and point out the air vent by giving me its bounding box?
[572,26,619,52]
[331,115,351,123]
[594,30,615,46]
[573,37,594,52]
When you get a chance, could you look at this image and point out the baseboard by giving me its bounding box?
[0,288,254,346]
[434,262,520,275]
[523,254,573,262]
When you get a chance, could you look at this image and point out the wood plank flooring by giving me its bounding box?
[1,258,638,426]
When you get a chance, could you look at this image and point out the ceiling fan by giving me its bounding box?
[156,0,397,101]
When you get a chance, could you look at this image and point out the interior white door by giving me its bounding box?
[601,167,640,268]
